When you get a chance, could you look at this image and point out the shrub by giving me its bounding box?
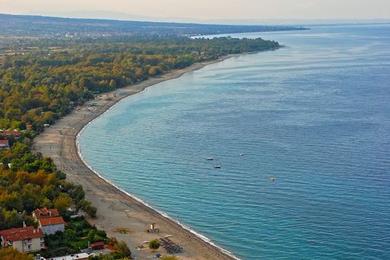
[114,241,132,257]
[161,256,179,260]
[0,247,33,260]
[79,199,97,218]
[149,239,160,250]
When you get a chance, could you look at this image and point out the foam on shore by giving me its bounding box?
[75,64,240,260]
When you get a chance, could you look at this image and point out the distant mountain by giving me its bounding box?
[0,13,306,38]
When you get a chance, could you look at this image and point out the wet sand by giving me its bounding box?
[33,57,238,260]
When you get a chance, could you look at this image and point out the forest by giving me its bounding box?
[0,36,280,131]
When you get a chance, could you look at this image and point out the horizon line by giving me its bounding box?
[1,11,390,26]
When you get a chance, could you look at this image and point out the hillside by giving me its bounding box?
[0,13,305,38]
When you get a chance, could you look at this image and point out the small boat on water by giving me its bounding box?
[214,165,222,169]
[206,157,214,161]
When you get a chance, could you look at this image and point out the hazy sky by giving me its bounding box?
[1,0,389,22]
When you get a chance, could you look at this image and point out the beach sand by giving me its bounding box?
[33,57,238,260]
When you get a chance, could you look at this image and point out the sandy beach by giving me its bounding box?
[33,56,238,260]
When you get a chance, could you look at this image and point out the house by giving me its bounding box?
[0,226,45,253]
[33,208,60,219]
[33,208,66,235]
[0,139,10,149]
[38,216,66,235]
[0,129,21,139]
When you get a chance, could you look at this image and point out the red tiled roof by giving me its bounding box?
[0,140,9,146]
[34,208,60,218]
[0,130,21,137]
[39,216,66,226]
[90,241,105,250]
[91,241,105,246]
[0,226,43,242]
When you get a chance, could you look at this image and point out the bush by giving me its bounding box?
[79,199,97,218]
[85,205,97,218]
[0,247,33,260]
[87,228,107,243]
[149,239,160,250]
[161,256,179,260]
[113,240,131,258]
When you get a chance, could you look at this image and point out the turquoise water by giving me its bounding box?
[78,24,390,259]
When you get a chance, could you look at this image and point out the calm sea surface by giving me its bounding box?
[79,24,390,259]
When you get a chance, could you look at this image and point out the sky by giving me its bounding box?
[0,0,389,23]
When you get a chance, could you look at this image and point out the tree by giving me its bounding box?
[0,209,23,229]
[149,239,160,250]
[53,193,72,214]
[109,79,117,89]
[148,66,161,76]
[78,199,97,218]
[115,241,131,257]
[0,247,33,260]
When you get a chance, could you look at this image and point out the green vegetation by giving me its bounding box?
[111,240,132,258]
[0,13,304,40]
[161,256,179,260]
[42,218,107,258]
[149,239,161,250]
[42,217,130,259]
[0,35,278,227]
[0,36,279,131]
[89,255,131,260]
[0,247,33,260]
[0,33,279,259]
[88,238,131,260]
[0,142,96,229]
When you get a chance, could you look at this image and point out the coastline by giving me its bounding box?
[33,55,239,260]
[76,132,238,260]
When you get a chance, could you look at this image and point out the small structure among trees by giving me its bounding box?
[33,208,66,235]
[0,226,45,253]
[0,139,10,149]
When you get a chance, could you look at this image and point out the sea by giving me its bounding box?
[78,24,390,259]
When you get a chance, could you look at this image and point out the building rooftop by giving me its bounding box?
[0,129,21,137]
[39,216,66,226]
[0,226,43,241]
[34,208,60,218]
[0,139,9,147]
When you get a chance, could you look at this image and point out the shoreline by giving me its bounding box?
[33,55,239,260]
[76,132,238,260]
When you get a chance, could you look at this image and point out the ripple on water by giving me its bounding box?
[79,24,390,260]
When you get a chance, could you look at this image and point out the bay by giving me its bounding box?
[78,24,390,259]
